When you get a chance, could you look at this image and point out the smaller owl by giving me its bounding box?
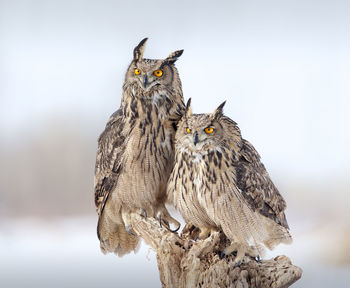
[167,99,292,265]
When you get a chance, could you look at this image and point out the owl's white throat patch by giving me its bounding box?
[152,91,169,106]
[180,145,223,163]
[191,151,205,164]
[179,147,207,163]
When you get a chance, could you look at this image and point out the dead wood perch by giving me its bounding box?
[129,213,302,288]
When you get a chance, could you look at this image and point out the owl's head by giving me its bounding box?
[176,99,242,154]
[124,38,183,98]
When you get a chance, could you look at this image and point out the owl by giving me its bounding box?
[95,38,185,256]
[167,99,292,265]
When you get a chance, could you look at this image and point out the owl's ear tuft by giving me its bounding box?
[164,49,184,64]
[133,38,148,61]
[185,98,192,118]
[211,101,226,119]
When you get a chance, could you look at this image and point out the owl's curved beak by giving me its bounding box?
[143,75,148,88]
[194,132,199,146]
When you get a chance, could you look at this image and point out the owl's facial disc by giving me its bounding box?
[143,71,163,89]
[135,71,161,91]
[132,61,167,93]
[195,131,213,149]
[184,126,217,152]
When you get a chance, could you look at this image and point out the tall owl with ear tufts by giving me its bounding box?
[94,38,185,256]
[167,99,292,266]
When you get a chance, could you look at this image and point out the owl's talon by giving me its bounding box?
[158,214,162,228]
[166,219,180,233]
[168,223,180,233]
[125,225,135,236]
[158,214,180,232]
[198,227,213,240]
[219,251,225,260]
[234,260,242,268]
[140,209,147,218]
[156,209,181,233]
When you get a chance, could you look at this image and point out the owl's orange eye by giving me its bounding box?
[134,68,141,75]
[204,127,214,134]
[186,128,191,134]
[154,69,163,77]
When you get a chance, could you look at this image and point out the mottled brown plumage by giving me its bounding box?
[95,38,185,256]
[167,99,292,264]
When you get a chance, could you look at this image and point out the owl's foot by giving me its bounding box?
[218,252,242,268]
[139,209,147,218]
[158,214,163,227]
[125,225,135,236]
[156,209,181,233]
[198,227,217,240]
[158,213,181,233]
[220,242,258,267]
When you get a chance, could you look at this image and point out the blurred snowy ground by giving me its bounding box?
[0,216,349,288]
[0,217,160,288]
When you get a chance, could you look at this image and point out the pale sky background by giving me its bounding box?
[1,0,350,287]
[1,0,350,179]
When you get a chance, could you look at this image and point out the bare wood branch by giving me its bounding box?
[130,213,302,288]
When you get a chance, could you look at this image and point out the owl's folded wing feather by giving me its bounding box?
[236,139,289,229]
[94,109,125,216]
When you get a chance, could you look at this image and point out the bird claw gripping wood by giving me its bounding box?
[125,225,135,236]
[140,209,147,218]
[157,211,181,233]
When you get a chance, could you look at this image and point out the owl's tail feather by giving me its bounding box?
[262,216,293,250]
[98,213,140,257]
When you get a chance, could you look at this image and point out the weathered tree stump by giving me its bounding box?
[129,213,302,288]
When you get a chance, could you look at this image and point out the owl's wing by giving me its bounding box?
[235,139,289,229]
[94,109,125,216]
